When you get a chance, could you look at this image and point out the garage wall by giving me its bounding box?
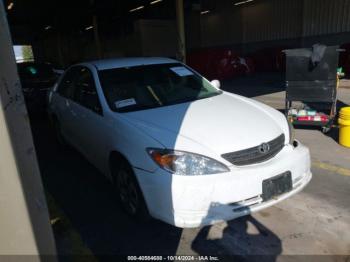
[35,19,177,67]
[30,0,350,66]
[198,0,350,50]
[302,0,350,36]
[199,0,242,47]
[198,0,304,47]
[35,32,92,67]
[136,20,177,57]
[241,0,303,43]
[100,19,177,58]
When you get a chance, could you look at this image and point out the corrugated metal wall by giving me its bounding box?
[200,0,242,47]
[242,0,303,43]
[303,0,350,36]
[199,0,350,46]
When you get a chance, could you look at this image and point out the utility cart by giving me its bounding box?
[284,45,342,133]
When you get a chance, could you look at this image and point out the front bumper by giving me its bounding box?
[172,170,311,228]
[135,142,311,228]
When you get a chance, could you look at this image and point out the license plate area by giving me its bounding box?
[262,171,292,202]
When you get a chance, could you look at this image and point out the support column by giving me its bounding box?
[0,1,56,258]
[175,0,186,63]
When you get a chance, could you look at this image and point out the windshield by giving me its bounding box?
[98,63,222,112]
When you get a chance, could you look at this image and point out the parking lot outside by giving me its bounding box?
[28,74,350,260]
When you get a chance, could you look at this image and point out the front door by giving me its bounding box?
[69,66,107,171]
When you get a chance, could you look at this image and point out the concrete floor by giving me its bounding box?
[185,77,350,258]
[173,76,350,258]
[30,74,350,261]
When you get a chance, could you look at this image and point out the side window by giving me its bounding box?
[74,67,103,115]
[56,68,79,99]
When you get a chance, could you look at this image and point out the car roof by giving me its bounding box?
[87,57,179,70]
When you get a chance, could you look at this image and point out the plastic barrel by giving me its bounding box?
[338,107,350,148]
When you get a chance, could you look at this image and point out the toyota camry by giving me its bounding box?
[48,57,312,228]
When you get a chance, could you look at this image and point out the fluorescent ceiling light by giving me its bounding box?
[7,2,14,10]
[129,6,144,12]
[201,10,210,15]
[45,25,52,30]
[150,0,162,5]
[85,25,93,31]
[234,0,253,6]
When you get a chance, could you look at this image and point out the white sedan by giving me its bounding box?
[48,57,312,228]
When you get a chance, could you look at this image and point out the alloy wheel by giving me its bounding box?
[117,169,139,215]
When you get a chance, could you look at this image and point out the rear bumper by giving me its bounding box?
[135,142,311,228]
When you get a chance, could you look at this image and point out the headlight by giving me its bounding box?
[147,148,230,176]
[288,120,295,144]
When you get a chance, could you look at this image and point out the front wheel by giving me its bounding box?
[113,160,149,220]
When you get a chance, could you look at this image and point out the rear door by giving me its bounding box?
[52,67,80,145]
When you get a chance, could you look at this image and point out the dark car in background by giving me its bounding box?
[17,62,60,114]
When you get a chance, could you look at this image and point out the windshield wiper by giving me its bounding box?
[116,103,163,113]
[169,92,222,105]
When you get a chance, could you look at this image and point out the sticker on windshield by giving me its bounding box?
[115,98,137,109]
[170,66,194,77]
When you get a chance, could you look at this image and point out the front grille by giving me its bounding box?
[222,134,285,166]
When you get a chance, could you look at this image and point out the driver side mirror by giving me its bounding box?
[211,79,221,89]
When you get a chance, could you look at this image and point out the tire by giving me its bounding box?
[112,158,149,220]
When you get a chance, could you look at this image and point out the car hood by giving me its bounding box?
[122,92,287,156]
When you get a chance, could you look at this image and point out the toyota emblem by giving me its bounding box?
[258,143,270,154]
